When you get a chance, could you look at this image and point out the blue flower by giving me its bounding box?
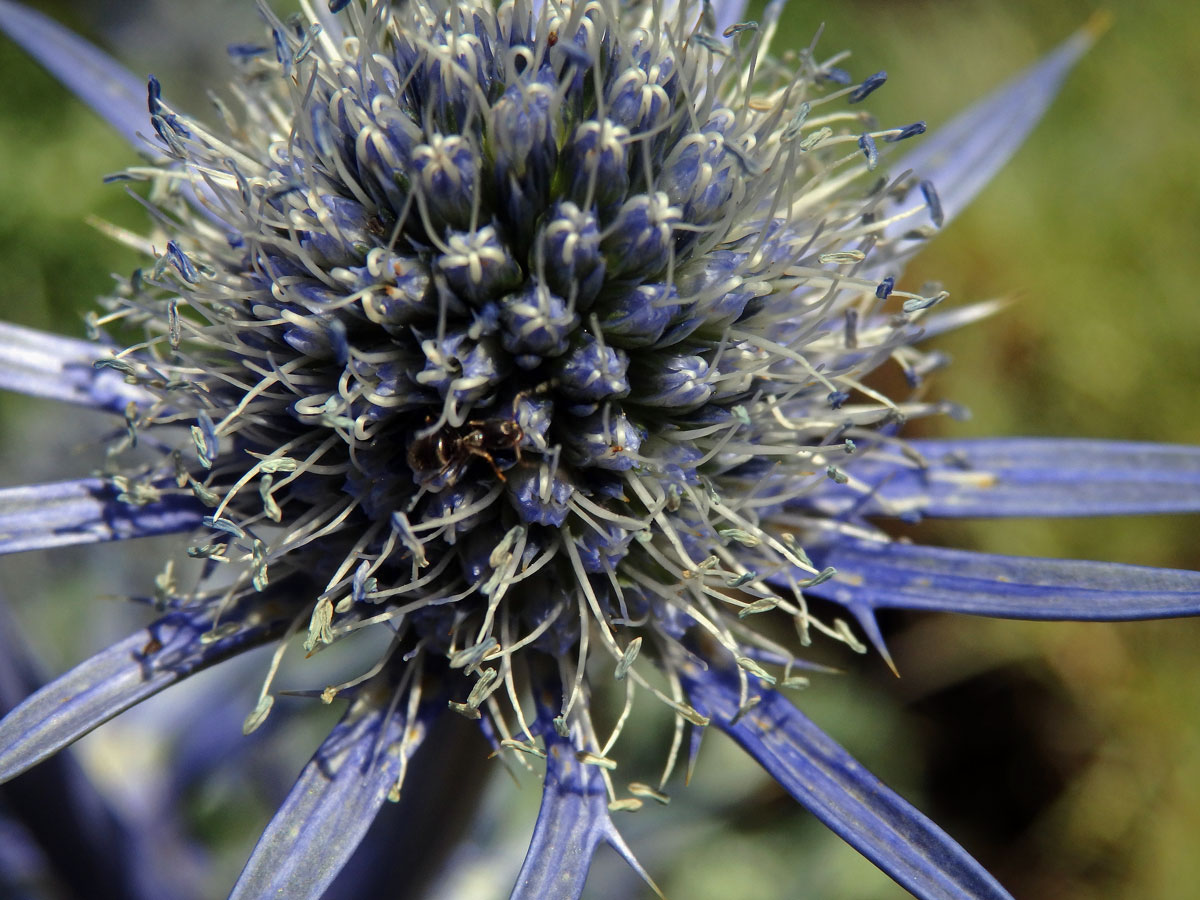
[0,2,1195,899]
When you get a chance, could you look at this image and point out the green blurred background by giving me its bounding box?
[2,1,1199,898]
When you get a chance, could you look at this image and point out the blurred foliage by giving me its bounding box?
[1,1,1199,899]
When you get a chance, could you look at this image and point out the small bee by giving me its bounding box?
[407,416,524,488]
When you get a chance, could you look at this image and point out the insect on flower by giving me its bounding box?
[0,1,1198,899]
[408,410,525,487]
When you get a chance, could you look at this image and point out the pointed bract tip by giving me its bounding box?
[881,649,900,679]
[1083,10,1115,41]
[850,605,900,678]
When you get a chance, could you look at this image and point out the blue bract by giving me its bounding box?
[0,1,1192,899]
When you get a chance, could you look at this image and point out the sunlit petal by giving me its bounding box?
[806,539,1200,620]
[0,477,201,554]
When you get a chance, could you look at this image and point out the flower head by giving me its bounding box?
[1,2,1198,899]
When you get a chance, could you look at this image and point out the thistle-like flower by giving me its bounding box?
[1,1,1199,898]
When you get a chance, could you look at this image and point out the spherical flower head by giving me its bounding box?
[95,0,947,760]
